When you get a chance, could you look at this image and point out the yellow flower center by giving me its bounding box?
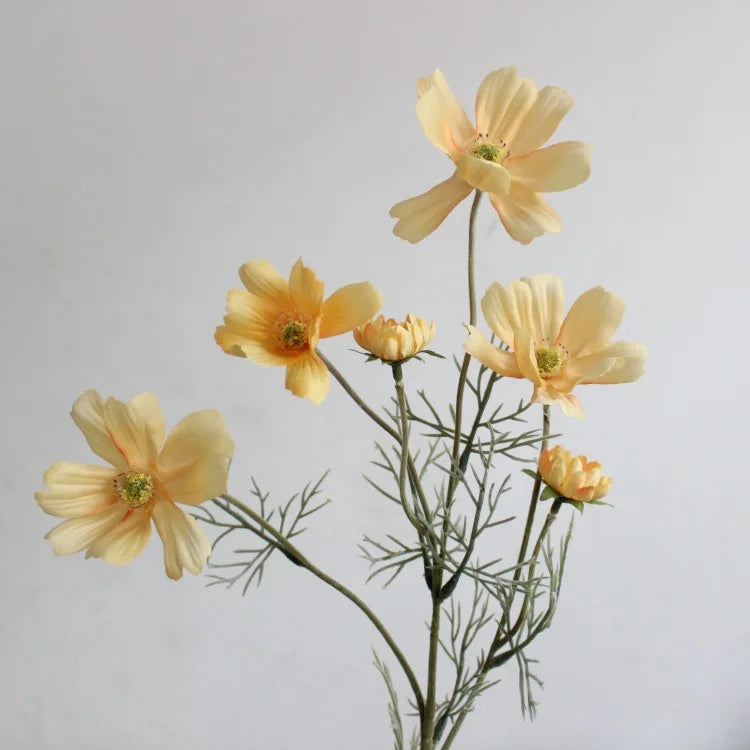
[115,471,155,508]
[278,316,309,351]
[535,346,563,377]
[467,134,509,163]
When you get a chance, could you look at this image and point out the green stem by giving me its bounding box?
[219,492,426,719]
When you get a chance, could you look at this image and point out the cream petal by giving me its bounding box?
[288,259,324,318]
[284,352,330,404]
[416,69,474,160]
[522,274,565,345]
[480,281,532,347]
[506,142,591,193]
[475,67,537,146]
[102,394,163,470]
[557,392,585,419]
[489,184,562,245]
[36,462,116,518]
[238,260,292,310]
[320,283,383,338]
[85,510,152,565]
[463,325,522,378]
[513,327,542,385]
[456,152,511,194]
[45,503,129,556]
[580,342,647,385]
[390,172,473,244]
[510,86,575,156]
[152,500,211,580]
[557,287,625,358]
[157,410,234,505]
[70,390,128,470]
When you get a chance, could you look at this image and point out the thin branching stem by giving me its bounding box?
[219,491,425,718]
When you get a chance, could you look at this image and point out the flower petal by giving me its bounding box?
[416,69,474,160]
[320,282,383,338]
[463,325,522,378]
[44,503,129,556]
[475,67,537,147]
[85,510,152,565]
[103,394,164,470]
[70,390,128,470]
[288,259,324,318]
[510,85,575,156]
[36,462,116,518]
[480,281,532,347]
[513,327,542,385]
[578,341,647,385]
[489,184,561,245]
[284,352,330,404]
[238,260,292,310]
[157,410,234,505]
[557,287,625,357]
[390,172,473,244]
[456,152,511,194]
[523,274,565,345]
[152,500,211,580]
[506,142,590,193]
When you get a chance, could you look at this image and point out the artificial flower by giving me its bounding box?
[464,274,646,418]
[215,259,382,404]
[390,67,590,245]
[538,445,612,502]
[36,390,234,580]
[353,314,435,362]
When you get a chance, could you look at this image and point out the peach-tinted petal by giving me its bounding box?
[157,410,234,505]
[44,503,129,556]
[523,274,565,345]
[152,500,211,580]
[285,352,330,404]
[456,152,511,194]
[463,325,523,378]
[391,172,473,244]
[557,392,584,419]
[416,69,474,160]
[580,342,648,385]
[513,327,542,385]
[489,184,561,245]
[36,462,116,518]
[475,67,537,147]
[238,260,292,311]
[70,390,127,470]
[288,259,324,318]
[102,394,163,470]
[320,283,383,338]
[85,510,152,565]
[557,287,625,357]
[506,142,591,193]
[480,281,531,347]
[510,86,575,156]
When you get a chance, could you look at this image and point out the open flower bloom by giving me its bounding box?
[538,445,612,502]
[464,274,646,418]
[390,67,590,245]
[36,390,234,580]
[215,259,383,404]
[354,314,435,362]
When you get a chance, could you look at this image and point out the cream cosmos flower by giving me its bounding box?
[215,259,382,404]
[464,274,646,418]
[390,67,590,245]
[36,390,234,580]
[538,445,612,502]
[353,314,435,362]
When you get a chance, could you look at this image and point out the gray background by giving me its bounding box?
[2,1,749,748]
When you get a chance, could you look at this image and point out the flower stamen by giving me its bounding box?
[115,471,155,508]
[467,134,509,163]
[276,314,309,351]
[535,346,563,377]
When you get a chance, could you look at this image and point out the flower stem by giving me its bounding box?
[219,491,426,719]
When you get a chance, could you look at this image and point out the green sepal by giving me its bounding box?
[522,468,540,480]
[420,349,446,359]
[539,485,558,502]
[568,500,585,514]
[588,499,614,508]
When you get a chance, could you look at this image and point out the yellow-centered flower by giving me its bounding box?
[390,67,590,245]
[538,445,612,502]
[464,274,646,418]
[35,390,235,580]
[353,314,435,362]
[215,259,382,404]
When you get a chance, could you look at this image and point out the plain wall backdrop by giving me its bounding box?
[2,1,749,748]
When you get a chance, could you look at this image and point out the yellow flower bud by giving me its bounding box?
[538,445,612,502]
[353,314,435,362]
